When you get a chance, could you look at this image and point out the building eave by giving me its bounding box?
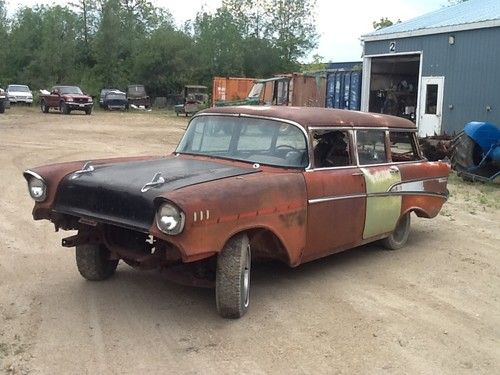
[361,19,500,42]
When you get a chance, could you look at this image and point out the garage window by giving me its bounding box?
[356,130,387,165]
[389,131,421,162]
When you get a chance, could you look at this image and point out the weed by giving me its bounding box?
[0,342,9,359]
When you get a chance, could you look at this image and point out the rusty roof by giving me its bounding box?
[199,106,415,130]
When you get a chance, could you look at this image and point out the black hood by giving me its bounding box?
[54,157,258,232]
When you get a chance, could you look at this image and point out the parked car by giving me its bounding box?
[23,107,449,318]
[40,85,93,115]
[101,89,128,110]
[174,85,209,116]
[6,84,33,105]
[127,84,150,109]
[0,88,8,113]
[99,88,117,108]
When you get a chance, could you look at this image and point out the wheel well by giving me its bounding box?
[242,228,290,265]
[407,208,430,219]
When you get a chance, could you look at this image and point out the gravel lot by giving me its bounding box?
[0,107,499,374]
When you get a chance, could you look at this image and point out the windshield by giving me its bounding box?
[176,116,308,168]
[106,93,126,100]
[128,85,146,96]
[8,85,30,92]
[247,82,264,99]
[59,86,83,95]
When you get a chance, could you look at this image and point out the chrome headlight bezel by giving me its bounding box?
[25,171,47,202]
[156,202,185,235]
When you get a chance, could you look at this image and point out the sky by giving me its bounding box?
[5,0,445,62]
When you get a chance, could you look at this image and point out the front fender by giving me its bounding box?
[150,169,308,266]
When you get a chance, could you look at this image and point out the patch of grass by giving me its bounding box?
[0,342,9,359]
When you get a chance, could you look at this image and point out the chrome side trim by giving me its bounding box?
[388,175,449,192]
[308,190,448,205]
[309,194,366,204]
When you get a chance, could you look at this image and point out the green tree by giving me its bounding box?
[193,8,246,81]
[372,17,400,30]
[266,0,318,67]
[92,0,129,88]
[133,27,197,96]
[5,7,45,86]
[0,0,8,83]
[303,54,325,72]
[223,0,318,68]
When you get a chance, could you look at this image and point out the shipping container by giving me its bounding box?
[325,62,362,110]
[289,73,327,107]
[212,77,256,105]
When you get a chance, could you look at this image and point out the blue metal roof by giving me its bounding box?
[364,0,500,37]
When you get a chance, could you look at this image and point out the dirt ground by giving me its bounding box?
[0,107,499,374]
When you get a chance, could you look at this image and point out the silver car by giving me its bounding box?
[6,84,33,104]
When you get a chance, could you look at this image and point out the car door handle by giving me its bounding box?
[352,172,364,176]
[389,166,399,174]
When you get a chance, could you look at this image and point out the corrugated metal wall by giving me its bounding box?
[326,70,362,110]
[212,77,255,103]
[364,27,500,133]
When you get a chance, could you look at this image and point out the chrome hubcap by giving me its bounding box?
[243,244,251,308]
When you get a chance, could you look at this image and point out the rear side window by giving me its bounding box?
[389,132,421,162]
[312,130,352,168]
[356,130,387,165]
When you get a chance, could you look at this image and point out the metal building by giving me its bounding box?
[360,0,500,137]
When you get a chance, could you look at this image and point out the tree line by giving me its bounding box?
[0,0,318,98]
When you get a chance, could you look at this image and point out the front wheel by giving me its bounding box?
[76,244,119,281]
[41,100,49,113]
[60,102,70,115]
[216,233,251,319]
[381,213,411,250]
[85,107,92,115]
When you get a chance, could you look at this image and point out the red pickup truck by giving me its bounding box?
[40,85,93,115]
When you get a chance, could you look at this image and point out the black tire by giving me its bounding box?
[381,213,411,250]
[85,107,92,115]
[216,233,251,319]
[76,244,119,281]
[41,100,49,113]
[60,101,70,115]
[0,102,4,114]
[451,133,481,172]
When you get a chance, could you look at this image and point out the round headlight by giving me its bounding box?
[156,202,185,235]
[28,177,47,202]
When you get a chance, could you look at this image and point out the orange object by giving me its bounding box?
[212,77,256,104]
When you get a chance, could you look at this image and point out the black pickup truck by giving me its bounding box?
[0,88,9,113]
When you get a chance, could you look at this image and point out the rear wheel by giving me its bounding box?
[216,233,251,319]
[381,213,411,250]
[76,244,119,281]
[451,133,482,172]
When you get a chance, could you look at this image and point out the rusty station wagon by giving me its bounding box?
[23,106,449,318]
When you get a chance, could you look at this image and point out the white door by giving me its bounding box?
[418,76,444,137]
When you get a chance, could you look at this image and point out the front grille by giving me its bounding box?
[55,183,154,232]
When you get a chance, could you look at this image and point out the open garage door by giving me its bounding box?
[366,54,421,123]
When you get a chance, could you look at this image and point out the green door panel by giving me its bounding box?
[362,167,402,239]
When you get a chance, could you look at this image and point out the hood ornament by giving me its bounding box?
[141,172,166,193]
[70,161,94,179]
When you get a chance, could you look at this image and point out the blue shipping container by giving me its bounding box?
[326,70,362,110]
